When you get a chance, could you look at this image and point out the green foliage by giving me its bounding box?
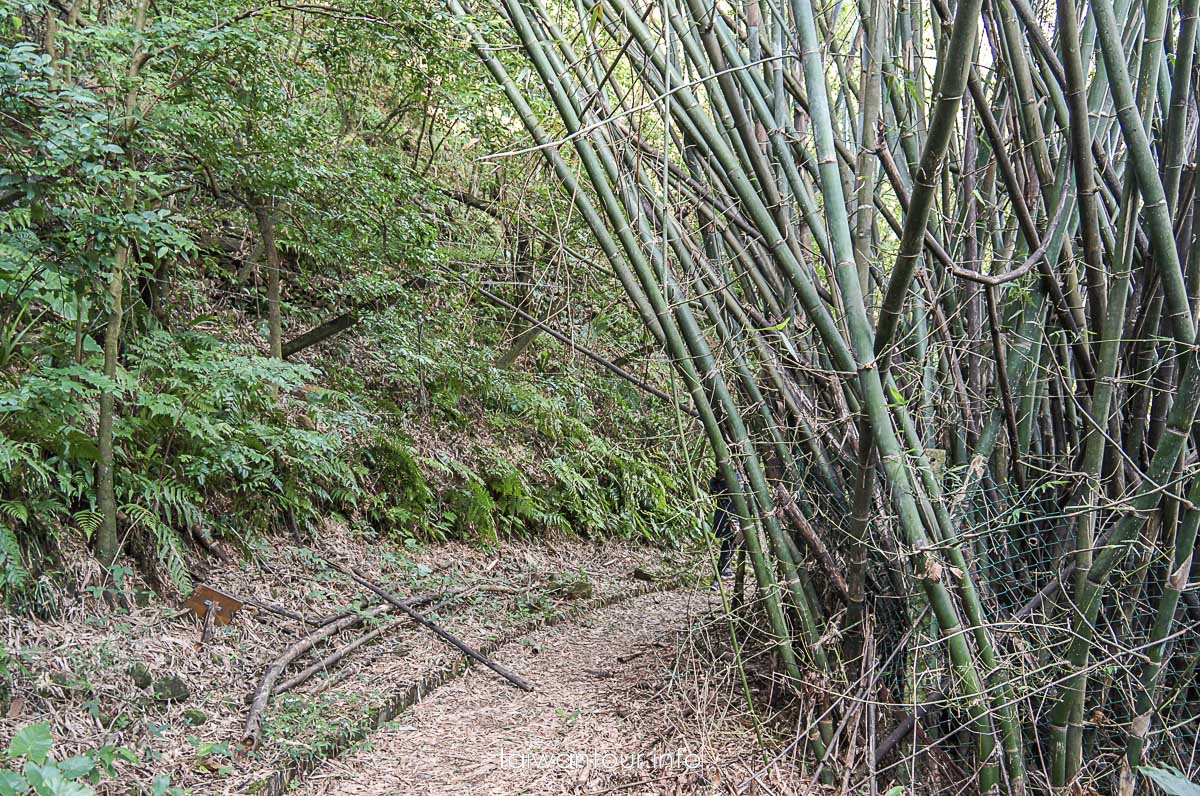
[1,327,371,603]
[123,331,370,532]
[7,725,51,766]
[262,691,375,763]
[0,513,27,587]
[361,435,434,536]
[120,503,192,595]
[425,438,693,545]
[0,723,181,796]
[0,0,695,610]
[1140,767,1200,796]
[543,438,694,543]
[350,285,697,544]
[0,637,31,706]
[184,736,232,778]
[155,0,437,273]
[484,461,544,536]
[443,472,497,546]
[483,374,591,443]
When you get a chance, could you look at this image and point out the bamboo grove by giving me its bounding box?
[449,0,1200,789]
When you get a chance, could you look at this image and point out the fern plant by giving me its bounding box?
[0,507,28,588]
[484,461,545,536]
[120,503,193,595]
[544,455,615,535]
[444,479,497,546]
[361,434,435,537]
[439,461,498,545]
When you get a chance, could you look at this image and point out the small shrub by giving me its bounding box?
[443,477,497,546]
[361,435,434,536]
[0,722,183,795]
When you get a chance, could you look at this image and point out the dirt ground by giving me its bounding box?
[294,589,808,796]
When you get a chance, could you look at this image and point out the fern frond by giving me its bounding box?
[74,509,103,539]
[0,500,28,523]
[121,503,193,595]
[0,521,28,587]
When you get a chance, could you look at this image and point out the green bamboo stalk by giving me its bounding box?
[788,0,1009,784]
[1051,345,1200,785]
[455,0,1200,788]
[1160,0,1199,211]
[485,0,814,694]
[1090,0,1195,347]
[1122,473,1200,773]
[1057,0,1108,334]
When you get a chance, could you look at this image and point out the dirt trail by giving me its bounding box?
[293,589,779,795]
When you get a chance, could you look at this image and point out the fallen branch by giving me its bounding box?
[272,588,467,695]
[308,663,358,697]
[241,588,443,747]
[255,576,684,795]
[328,560,534,692]
[279,275,423,360]
[272,616,405,696]
[244,594,393,628]
[871,678,967,784]
[282,312,358,359]
[244,597,329,627]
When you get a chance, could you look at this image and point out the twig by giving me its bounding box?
[244,597,329,627]
[775,486,850,603]
[308,665,358,697]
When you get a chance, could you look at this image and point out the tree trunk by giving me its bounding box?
[94,0,151,572]
[494,222,544,368]
[254,201,283,359]
[95,240,130,570]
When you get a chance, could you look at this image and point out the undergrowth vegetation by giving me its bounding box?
[339,287,699,549]
[1,257,697,614]
[1,325,371,598]
[0,0,700,618]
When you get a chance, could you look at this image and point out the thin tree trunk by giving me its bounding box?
[253,201,283,360]
[95,0,151,571]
